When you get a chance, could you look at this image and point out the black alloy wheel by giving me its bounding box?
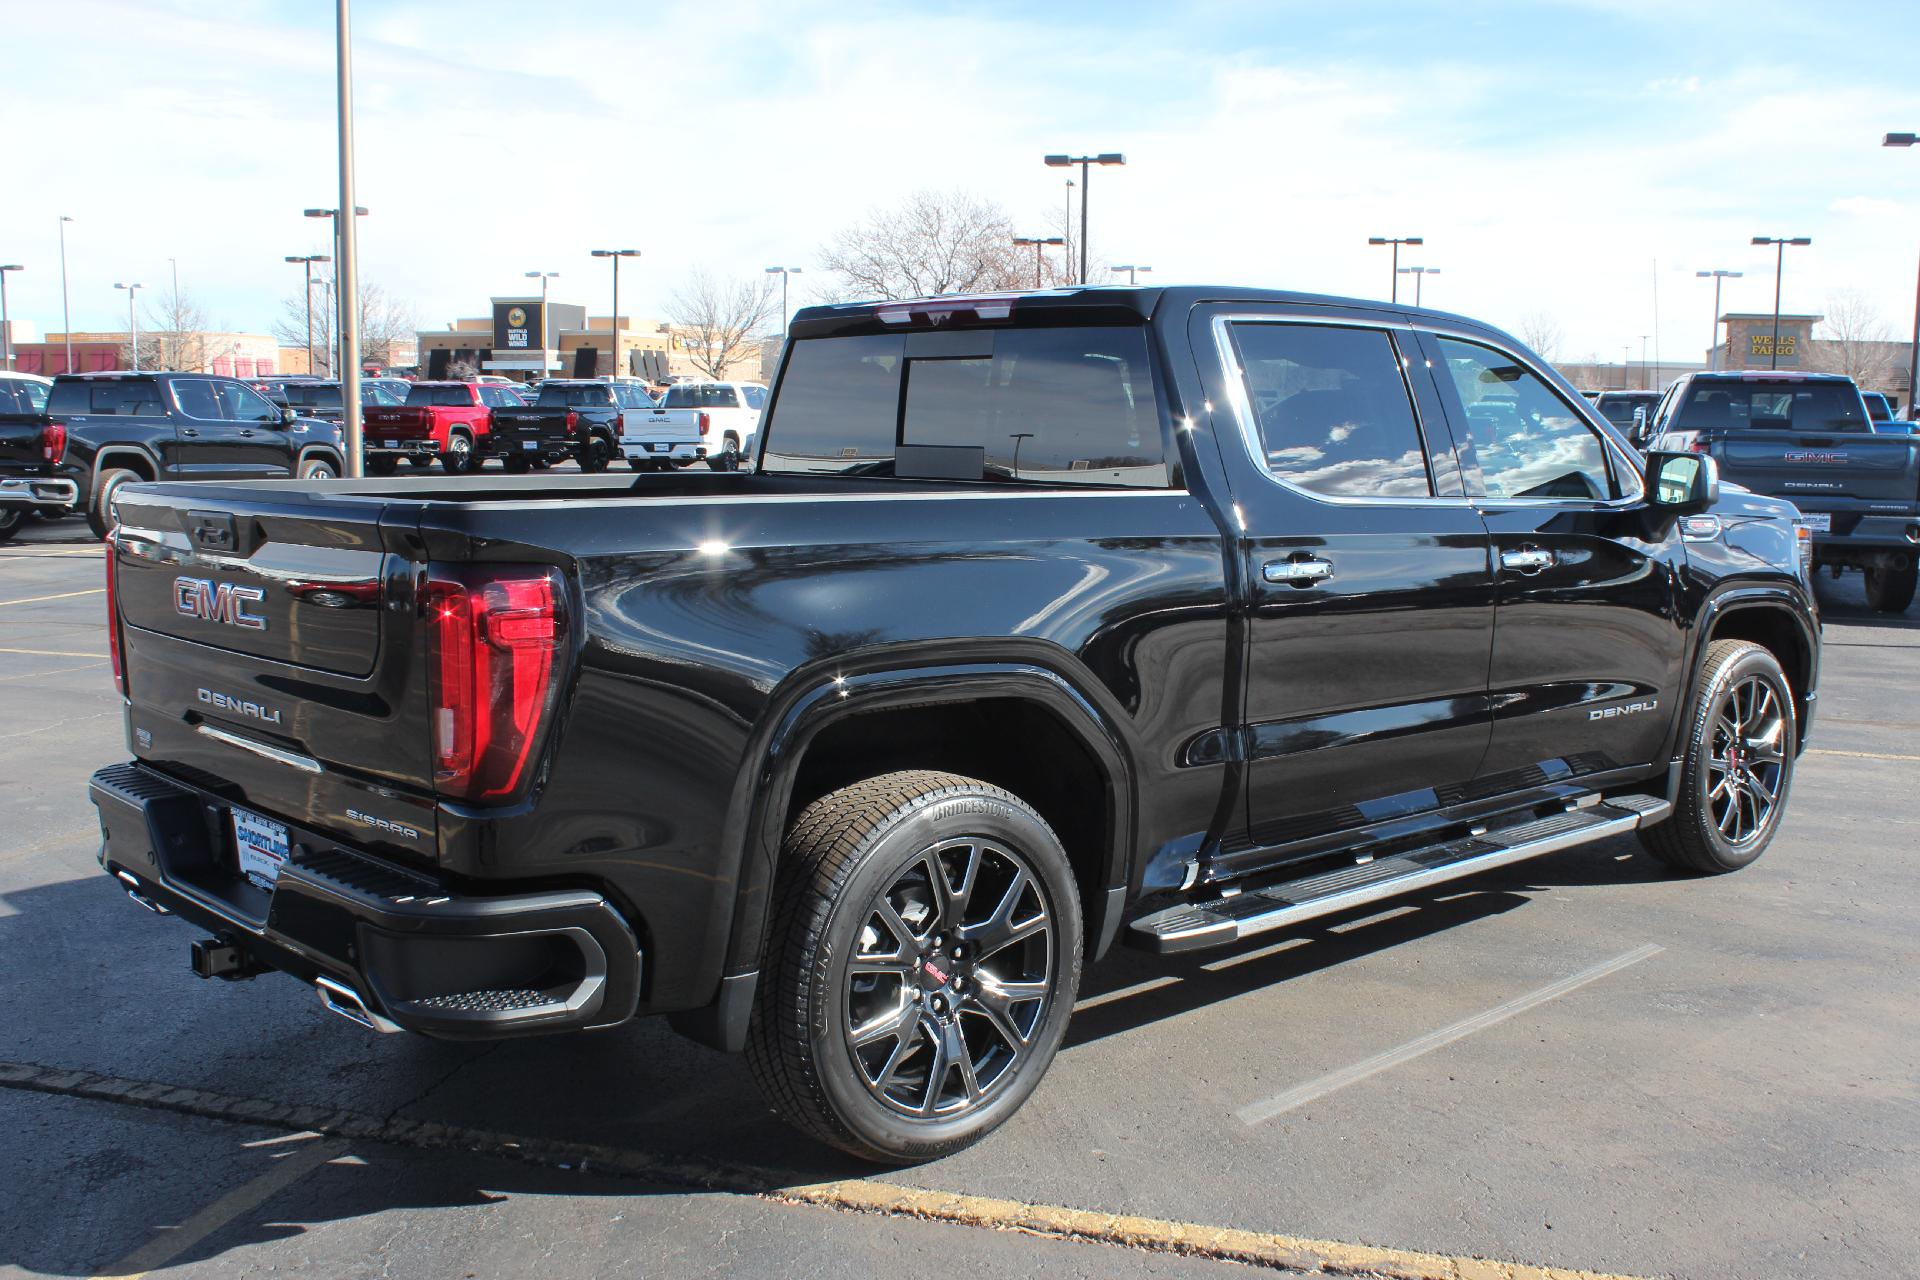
[748,771,1081,1164]
[1642,639,1796,873]
[579,435,611,473]
[1863,563,1917,615]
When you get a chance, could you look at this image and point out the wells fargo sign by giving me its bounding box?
[1750,334,1797,358]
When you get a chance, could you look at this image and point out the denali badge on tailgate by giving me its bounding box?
[173,576,267,630]
[197,688,283,725]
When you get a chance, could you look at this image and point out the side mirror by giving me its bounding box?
[1631,406,1649,441]
[279,406,298,426]
[1645,450,1718,512]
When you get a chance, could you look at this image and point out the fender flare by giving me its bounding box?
[722,661,1138,978]
[89,445,164,498]
[296,444,345,475]
[1663,583,1820,780]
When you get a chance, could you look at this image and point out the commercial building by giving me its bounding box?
[4,330,282,378]
[415,297,769,384]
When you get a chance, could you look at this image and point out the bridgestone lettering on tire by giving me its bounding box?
[746,771,1082,1164]
[1641,639,1796,874]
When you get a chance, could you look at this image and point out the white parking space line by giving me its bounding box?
[1236,943,1664,1126]
[90,1136,348,1280]
[1807,748,1920,763]
[0,646,108,658]
[0,588,104,607]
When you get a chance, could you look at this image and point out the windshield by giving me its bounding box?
[535,384,615,408]
[1672,380,1869,433]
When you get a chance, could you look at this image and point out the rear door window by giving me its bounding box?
[215,380,279,422]
[1226,323,1433,498]
[171,380,223,420]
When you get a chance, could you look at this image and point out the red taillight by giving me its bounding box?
[698,411,711,437]
[41,422,67,464]
[105,536,126,695]
[1689,438,1709,454]
[566,411,578,430]
[425,566,567,802]
[613,413,624,432]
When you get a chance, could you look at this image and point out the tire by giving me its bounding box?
[87,467,140,540]
[747,771,1082,1164]
[1863,563,1917,615]
[405,456,435,471]
[1641,639,1796,875]
[366,456,398,477]
[503,453,532,474]
[627,457,649,472]
[579,435,611,474]
[298,456,339,480]
[441,432,476,474]
[708,432,742,472]
[0,508,23,542]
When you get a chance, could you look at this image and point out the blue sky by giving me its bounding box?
[5,0,1920,363]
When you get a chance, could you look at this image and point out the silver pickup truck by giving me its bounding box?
[1649,370,1920,612]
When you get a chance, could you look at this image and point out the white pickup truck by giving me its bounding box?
[618,381,767,472]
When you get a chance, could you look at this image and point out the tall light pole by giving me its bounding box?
[524,270,559,306]
[58,216,74,374]
[1639,334,1650,390]
[0,265,21,371]
[1396,264,1440,306]
[305,207,367,388]
[1751,235,1812,370]
[1883,132,1920,410]
[1012,238,1064,288]
[1044,153,1125,285]
[1695,269,1742,371]
[1111,264,1152,286]
[1064,179,1075,276]
[115,282,144,371]
[764,266,803,331]
[1369,236,1425,303]
[331,0,364,474]
[590,249,640,377]
[286,254,330,374]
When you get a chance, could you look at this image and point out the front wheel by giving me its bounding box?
[1863,563,1917,615]
[747,771,1082,1164]
[1641,640,1796,874]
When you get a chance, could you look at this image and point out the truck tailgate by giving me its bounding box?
[364,406,434,439]
[1718,431,1920,504]
[623,406,702,443]
[110,484,442,862]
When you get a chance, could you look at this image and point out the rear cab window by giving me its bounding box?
[1672,379,1869,434]
[2,380,49,413]
[536,384,616,408]
[407,384,480,408]
[664,384,741,410]
[758,326,1168,487]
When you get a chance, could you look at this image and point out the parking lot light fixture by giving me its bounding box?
[286,254,331,375]
[1395,264,1440,306]
[590,250,640,378]
[1112,264,1152,286]
[1695,269,1743,370]
[114,282,144,371]
[524,270,559,307]
[1369,237,1425,303]
[1044,153,1126,284]
[1751,236,1812,370]
[1012,238,1065,288]
[0,264,21,371]
[1883,134,1920,412]
[765,267,804,332]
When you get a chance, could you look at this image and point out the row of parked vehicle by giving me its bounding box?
[0,368,768,540]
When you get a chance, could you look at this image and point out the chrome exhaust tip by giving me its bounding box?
[315,976,403,1034]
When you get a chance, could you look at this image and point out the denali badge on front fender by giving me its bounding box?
[1591,699,1659,720]
[174,577,267,631]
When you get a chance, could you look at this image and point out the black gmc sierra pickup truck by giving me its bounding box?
[88,286,1818,1163]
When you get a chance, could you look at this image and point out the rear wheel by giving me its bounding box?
[627,457,649,472]
[1863,563,1917,615]
[747,771,1081,1164]
[441,431,476,474]
[366,456,398,477]
[708,432,742,472]
[87,467,141,539]
[579,435,612,473]
[0,508,24,542]
[405,455,435,471]
[298,456,339,480]
[1641,640,1795,874]
[502,453,532,473]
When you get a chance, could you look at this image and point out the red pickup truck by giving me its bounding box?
[361,381,524,474]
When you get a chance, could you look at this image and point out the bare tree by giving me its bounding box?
[819,190,1035,301]
[668,270,779,379]
[140,284,211,371]
[273,277,418,375]
[1516,311,1564,363]
[1807,290,1895,385]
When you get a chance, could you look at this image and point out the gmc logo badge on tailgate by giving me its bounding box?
[173,577,267,631]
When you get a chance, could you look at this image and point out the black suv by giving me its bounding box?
[46,373,349,537]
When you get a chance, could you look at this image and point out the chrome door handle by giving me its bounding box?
[1501,547,1554,574]
[1264,556,1334,586]
[181,428,200,437]
[238,429,256,437]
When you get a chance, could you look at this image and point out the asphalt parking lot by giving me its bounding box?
[2,510,1916,1280]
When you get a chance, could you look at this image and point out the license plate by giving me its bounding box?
[232,807,290,891]
[1800,513,1831,533]
[522,440,539,450]
[383,440,398,449]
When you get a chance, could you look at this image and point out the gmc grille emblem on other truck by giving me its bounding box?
[173,577,267,631]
